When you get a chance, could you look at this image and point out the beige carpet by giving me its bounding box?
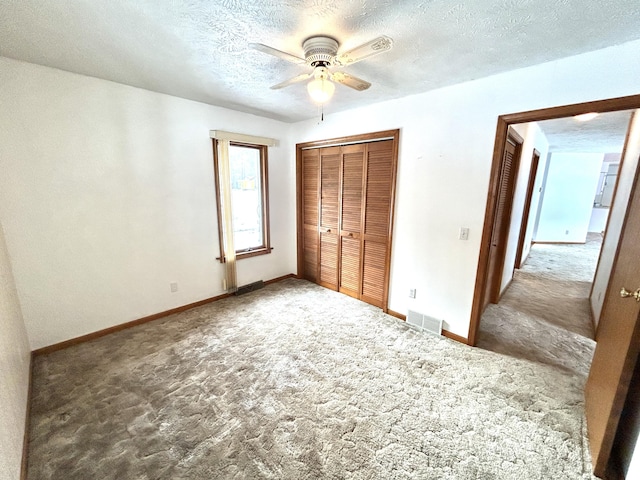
[478,234,601,378]
[28,271,598,478]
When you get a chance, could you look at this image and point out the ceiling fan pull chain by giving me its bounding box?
[316,104,324,124]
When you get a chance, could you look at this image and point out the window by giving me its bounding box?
[213,140,271,261]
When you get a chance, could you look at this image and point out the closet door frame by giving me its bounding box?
[296,129,400,312]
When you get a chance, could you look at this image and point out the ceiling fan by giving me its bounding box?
[250,35,393,104]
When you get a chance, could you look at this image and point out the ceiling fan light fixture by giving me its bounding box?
[307,67,335,104]
[252,34,393,104]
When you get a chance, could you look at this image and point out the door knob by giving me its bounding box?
[620,287,640,302]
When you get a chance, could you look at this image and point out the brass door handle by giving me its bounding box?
[620,287,640,302]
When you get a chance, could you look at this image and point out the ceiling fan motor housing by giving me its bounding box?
[303,36,339,67]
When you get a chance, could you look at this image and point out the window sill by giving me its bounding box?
[217,247,273,263]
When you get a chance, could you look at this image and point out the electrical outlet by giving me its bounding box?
[565,230,570,235]
[409,288,416,299]
[459,227,470,241]
[170,282,178,293]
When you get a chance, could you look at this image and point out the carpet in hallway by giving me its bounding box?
[478,235,601,379]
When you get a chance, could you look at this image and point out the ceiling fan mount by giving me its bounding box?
[250,34,394,103]
[302,36,339,67]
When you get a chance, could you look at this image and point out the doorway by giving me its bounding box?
[478,111,630,390]
[469,94,640,478]
[513,149,540,269]
[469,95,640,344]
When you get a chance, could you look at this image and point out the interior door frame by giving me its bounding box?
[468,93,640,347]
[514,149,541,269]
[295,129,400,312]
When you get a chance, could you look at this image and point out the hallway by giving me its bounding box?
[477,234,603,379]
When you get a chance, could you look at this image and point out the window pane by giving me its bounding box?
[229,145,263,251]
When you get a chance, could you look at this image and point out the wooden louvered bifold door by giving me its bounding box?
[361,140,394,308]
[301,149,319,282]
[483,136,521,307]
[339,144,365,298]
[318,147,341,290]
[299,134,397,311]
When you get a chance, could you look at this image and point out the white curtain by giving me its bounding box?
[217,139,238,293]
[210,130,276,293]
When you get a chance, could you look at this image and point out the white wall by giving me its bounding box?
[0,57,296,350]
[291,39,640,338]
[2,38,640,346]
[629,434,640,480]
[588,208,609,233]
[589,154,623,233]
[534,153,603,243]
[499,122,549,293]
[518,128,550,266]
[0,220,31,480]
[591,111,640,327]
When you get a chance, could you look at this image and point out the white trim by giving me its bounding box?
[210,130,277,147]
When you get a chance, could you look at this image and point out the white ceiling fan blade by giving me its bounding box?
[334,35,393,66]
[331,72,371,91]
[250,43,306,65]
[271,73,312,90]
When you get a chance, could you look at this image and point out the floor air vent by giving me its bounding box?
[407,310,443,336]
[235,280,264,296]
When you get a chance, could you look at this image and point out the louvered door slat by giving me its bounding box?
[319,148,340,289]
[340,236,361,296]
[320,233,339,286]
[361,241,386,307]
[484,136,521,306]
[303,151,319,226]
[338,146,365,297]
[302,150,319,281]
[364,149,393,237]
[320,151,340,231]
[303,225,318,281]
[361,140,394,306]
[493,143,515,243]
[341,150,364,233]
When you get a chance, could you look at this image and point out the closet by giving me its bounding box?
[297,130,399,310]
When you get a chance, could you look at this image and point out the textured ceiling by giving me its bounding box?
[535,110,634,153]
[1,0,640,122]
